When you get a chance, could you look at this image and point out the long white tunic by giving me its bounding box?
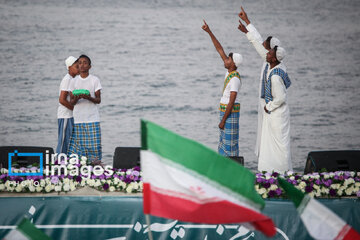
[246,27,292,173]
[245,24,266,158]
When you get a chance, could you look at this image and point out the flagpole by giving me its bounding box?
[145,214,154,240]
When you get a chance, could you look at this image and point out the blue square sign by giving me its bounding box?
[8,150,43,176]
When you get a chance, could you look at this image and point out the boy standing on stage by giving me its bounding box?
[56,56,78,154]
[202,20,243,157]
[68,55,102,163]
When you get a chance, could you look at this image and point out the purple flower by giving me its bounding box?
[265,172,272,178]
[357,191,360,198]
[315,179,321,185]
[103,183,109,190]
[76,176,82,182]
[51,176,59,184]
[124,176,132,184]
[99,174,105,180]
[133,176,139,181]
[10,176,17,181]
[329,189,337,197]
[30,167,38,172]
[268,190,276,198]
[133,166,141,171]
[263,182,271,189]
[256,178,264,183]
[295,175,301,180]
[15,177,24,182]
[305,185,313,193]
[275,188,282,196]
[271,172,279,177]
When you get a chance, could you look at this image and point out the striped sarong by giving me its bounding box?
[68,122,102,162]
[56,117,74,154]
[218,104,240,157]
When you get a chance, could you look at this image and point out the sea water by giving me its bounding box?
[0,0,359,172]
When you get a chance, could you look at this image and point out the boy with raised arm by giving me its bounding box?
[202,20,243,157]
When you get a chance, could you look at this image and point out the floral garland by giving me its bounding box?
[1,158,360,199]
[255,171,360,199]
[0,157,142,194]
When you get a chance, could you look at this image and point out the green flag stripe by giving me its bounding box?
[278,177,305,208]
[141,119,264,208]
[17,218,51,240]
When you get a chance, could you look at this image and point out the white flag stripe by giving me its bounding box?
[141,150,259,212]
[4,229,29,240]
[301,198,347,239]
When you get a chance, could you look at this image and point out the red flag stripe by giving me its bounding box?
[143,183,276,237]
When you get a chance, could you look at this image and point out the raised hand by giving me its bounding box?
[238,20,248,33]
[201,19,211,33]
[238,6,250,25]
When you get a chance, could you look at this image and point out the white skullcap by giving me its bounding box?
[232,53,243,67]
[276,47,286,62]
[270,37,281,49]
[65,56,77,70]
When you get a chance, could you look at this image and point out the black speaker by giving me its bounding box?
[229,156,244,166]
[304,150,360,174]
[0,146,54,169]
[113,147,140,169]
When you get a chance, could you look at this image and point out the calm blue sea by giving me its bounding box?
[0,0,359,172]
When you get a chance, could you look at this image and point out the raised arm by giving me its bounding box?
[238,20,267,61]
[238,6,251,25]
[239,6,263,44]
[202,20,227,63]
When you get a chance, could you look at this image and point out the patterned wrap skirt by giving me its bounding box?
[218,103,240,157]
[68,122,102,162]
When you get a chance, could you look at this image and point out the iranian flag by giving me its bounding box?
[3,218,51,240]
[140,120,276,237]
[278,178,360,240]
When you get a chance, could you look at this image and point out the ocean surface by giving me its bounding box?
[0,0,359,172]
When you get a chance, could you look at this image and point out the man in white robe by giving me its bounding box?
[237,7,282,159]
[238,10,292,173]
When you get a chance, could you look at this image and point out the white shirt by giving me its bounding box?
[57,73,73,119]
[220,71,241,104]
[68,74,102,124]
